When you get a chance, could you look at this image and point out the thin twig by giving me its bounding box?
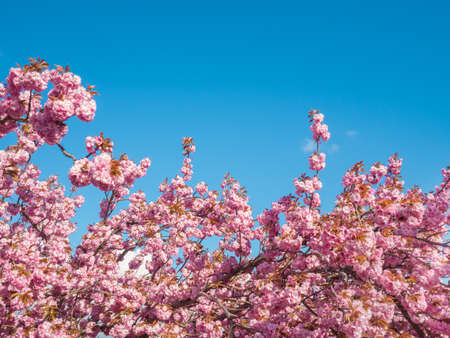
[56,143,77,162]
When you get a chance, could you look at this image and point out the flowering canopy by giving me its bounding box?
[0,59,448,337]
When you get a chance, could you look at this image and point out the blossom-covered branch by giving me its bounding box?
[0,58,448,337]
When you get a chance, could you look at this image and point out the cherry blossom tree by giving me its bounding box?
[0,58,448,337]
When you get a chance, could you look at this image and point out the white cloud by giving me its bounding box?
[302,138,315,153]
[330,144,340,153]
[118,249,151,277]
[346,130,358,137]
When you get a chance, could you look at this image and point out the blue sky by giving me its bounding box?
[1,1,449,248]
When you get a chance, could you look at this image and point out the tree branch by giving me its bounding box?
[56,143,77,162]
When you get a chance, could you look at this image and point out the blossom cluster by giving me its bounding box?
[0,59,448,337]
[0,59,97,145]
[309,110,330,142]
[69,144,150,194]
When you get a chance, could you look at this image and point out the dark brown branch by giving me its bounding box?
[393,297,425,338]
[22,213,48,241]
[341,266,426,338]
[435,177,449,196]
[170,255,265,310]
[406,236,449,248]
[56,143,77,162]
[26,90,33,119]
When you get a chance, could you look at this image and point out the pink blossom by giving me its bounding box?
[0,84,6,98]
[388,154,403,176]
[312,112,324,123]
[69,158,92,187]
[195,181,208,195]
[6,67,48,93]
[44,98,74,121]
[367,163,388,184]
[310,122,331,142]
[0,59,447,338]
[73,195,85,208]
[308,152,326,171]
[139,157,151,169]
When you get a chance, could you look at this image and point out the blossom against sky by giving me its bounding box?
[0,0,448,248]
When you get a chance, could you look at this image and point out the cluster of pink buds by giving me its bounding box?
[306,110,330,173]
[85,132,114,154]
[182,137,196,156]
[309,109,330,142]
[69,134,150,194]
[0,58,97,144]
